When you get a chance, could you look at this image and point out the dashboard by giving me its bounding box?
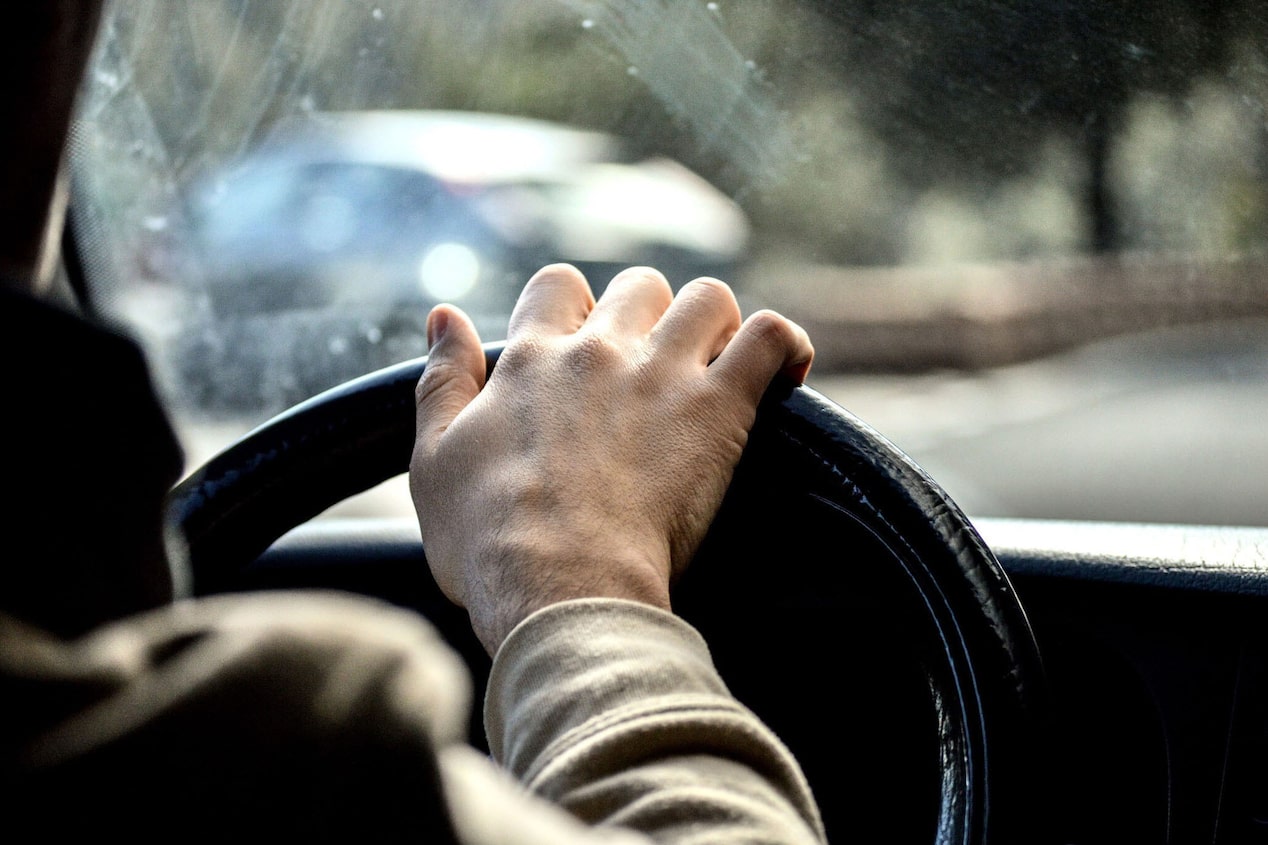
[240,515,1268,843]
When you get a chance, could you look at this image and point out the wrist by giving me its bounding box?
[468,533,672,655]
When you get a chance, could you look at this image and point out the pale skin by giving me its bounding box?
[411,263,814,656]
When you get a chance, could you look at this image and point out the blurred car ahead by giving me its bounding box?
[172,109,750,412]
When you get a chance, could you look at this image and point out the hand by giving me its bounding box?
[410,264,813,655]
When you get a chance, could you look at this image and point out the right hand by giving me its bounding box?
[409,264,813,655]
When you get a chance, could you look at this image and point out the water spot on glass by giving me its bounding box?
[358,46,370,58]
[300,93,316,112]
[627,65,639,76]
[371,7,384,21]
[143,216,168,232]
[95,68,120,89]
[366,325,383,344]
[581,18,594,29]
[329,336,350,355]
[706,1,719,10]
[744,59,756,70]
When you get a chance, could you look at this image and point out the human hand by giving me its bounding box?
[410,264,813,655]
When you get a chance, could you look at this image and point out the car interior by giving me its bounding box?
[36,0,1268,842]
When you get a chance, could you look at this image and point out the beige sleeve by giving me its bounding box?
[5,592,824,845]
[483,599,827,845]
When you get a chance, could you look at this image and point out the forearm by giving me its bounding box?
[485,599,826,845]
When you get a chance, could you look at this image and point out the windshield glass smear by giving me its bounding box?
[71,0,1268,526]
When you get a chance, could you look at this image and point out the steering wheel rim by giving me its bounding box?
[168,342,1047,845]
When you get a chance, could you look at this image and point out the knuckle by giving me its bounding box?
[744,309,794,346]
[683,276,734,301]
[566,331,625,372]
[684,278,736,310]
[494,336,544,377]
[525,263,588,293]
[613,265,671,290]
[681,277,740,321]
[414,361,456,407]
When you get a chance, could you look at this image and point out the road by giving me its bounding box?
[809,318,1268,527]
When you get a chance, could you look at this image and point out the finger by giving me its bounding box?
[582,266,674,339]
[650,277,743,366]
[709,310,815,405]
[506,263,596,340]
[413,304,487,452]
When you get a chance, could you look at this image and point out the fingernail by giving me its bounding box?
[427,309,449,349]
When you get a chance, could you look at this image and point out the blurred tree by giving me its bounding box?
[809,0,1267,253]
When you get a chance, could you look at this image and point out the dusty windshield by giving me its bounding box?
[71,1,1268,526]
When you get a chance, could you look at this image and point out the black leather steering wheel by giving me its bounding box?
[168,342,1047,845]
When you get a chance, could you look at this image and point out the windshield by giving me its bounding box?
[71,0,1268,527]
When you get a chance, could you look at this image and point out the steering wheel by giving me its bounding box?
[168,342,1048,845]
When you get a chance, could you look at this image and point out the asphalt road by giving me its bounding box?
[809,318,1268,528]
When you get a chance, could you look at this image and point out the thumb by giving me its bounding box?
[413,305,486,452]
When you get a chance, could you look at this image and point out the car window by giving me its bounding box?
[70,0,1268,526]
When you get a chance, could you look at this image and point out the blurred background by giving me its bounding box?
[71,0,1268,525]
